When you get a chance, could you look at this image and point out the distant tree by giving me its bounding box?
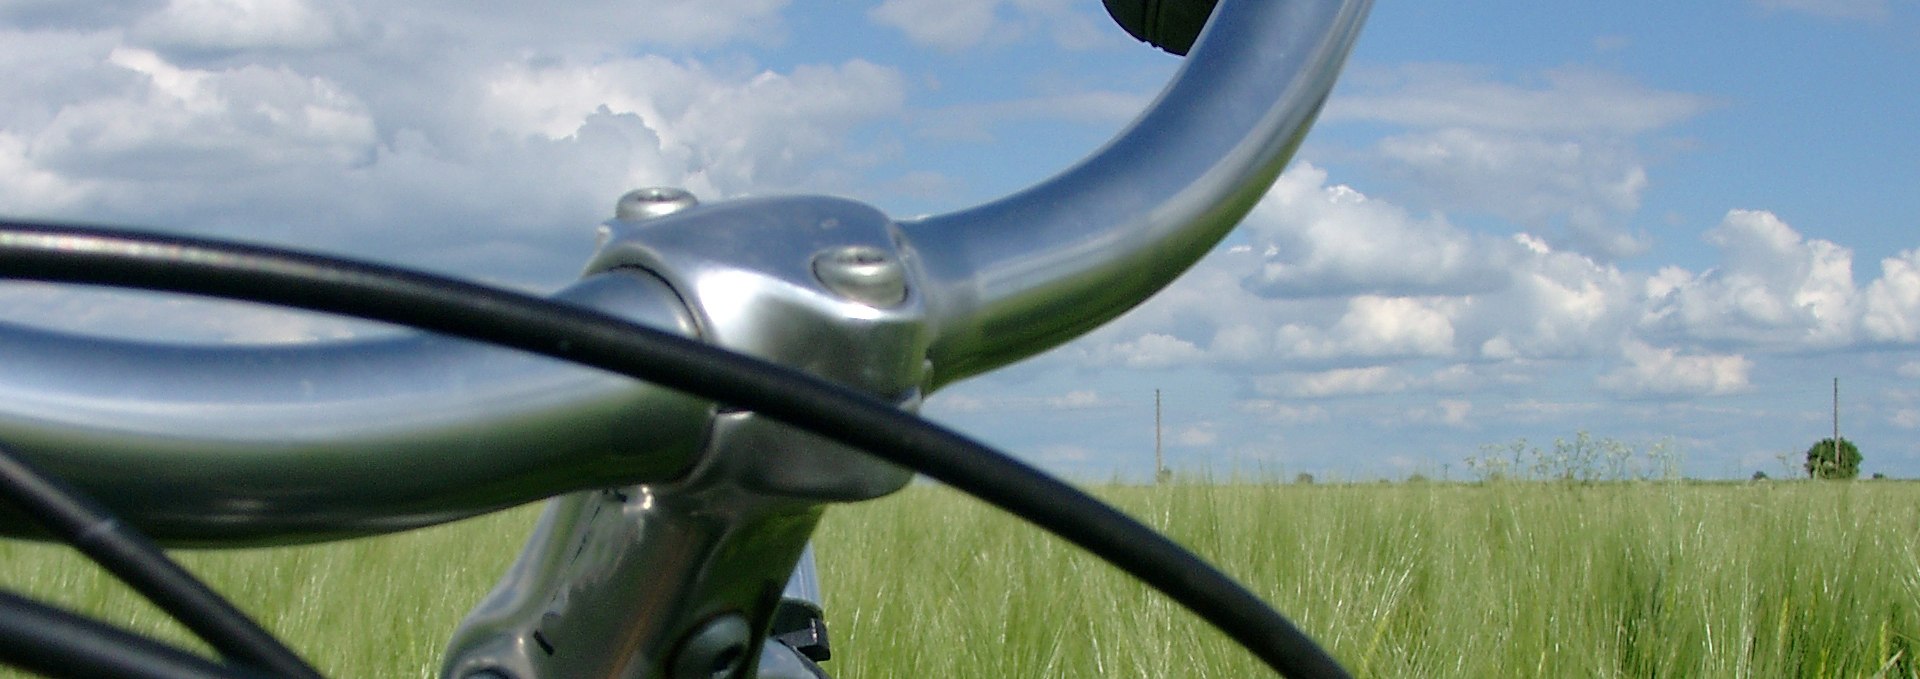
[1871,472,1887,480]
[1804,437,1862,480]
[1751,470,1769,481]
[1294,473,1315,485]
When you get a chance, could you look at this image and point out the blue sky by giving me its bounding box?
[2,0,1916,481]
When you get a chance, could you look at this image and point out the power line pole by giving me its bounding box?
[1833,377,1841,478]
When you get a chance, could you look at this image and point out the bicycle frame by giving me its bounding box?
[0,0,1372,676]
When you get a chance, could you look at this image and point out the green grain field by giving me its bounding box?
[2,480,1916,677]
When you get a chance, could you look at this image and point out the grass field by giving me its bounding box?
[1,480,1915,677]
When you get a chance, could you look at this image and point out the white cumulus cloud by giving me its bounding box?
[1258,365,1413,398]
[1372,128,1651,257]
[1862,249,1920,343]
[1642,210,1858,348]
[1087,332,1208,369]
[31,48,379,178]
[0,4,911,289]
[1242,163,1516,298]
[479,56,906,197]
[1470,234,1636,360]
[1325,65,1712,260]
[1328,65,1714,135]
[130,0,361,52]
[1234,400,1330,423]
[1597,340,1752,397]
[1275,295,1460,360]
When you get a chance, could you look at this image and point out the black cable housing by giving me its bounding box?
[0,444,323,678]
[0,590,272,679]
[0,220,1351,678]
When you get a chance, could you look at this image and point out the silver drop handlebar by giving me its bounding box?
[0,0,1370,546]
[0,269,711,544]
[0,1,1374,676]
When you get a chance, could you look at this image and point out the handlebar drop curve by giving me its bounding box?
[901,0,1371,386]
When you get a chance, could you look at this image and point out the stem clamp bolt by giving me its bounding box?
[812,245,907,307]
[615,187,699,221]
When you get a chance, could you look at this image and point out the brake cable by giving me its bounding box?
[0,219,1350,678]
[0,443,320,679]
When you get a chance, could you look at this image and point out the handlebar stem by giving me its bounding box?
[444,195,926,678]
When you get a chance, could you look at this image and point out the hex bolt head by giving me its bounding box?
[670,614,752,679]
[812,245,907,307]
[615,187,699,221]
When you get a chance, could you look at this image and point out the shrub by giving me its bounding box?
[1803,438,1862,480]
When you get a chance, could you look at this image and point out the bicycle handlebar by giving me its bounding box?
[0,1,1372,675]
[0,0,1370,546]
[0,264,710,545]
[906,0,1369,386]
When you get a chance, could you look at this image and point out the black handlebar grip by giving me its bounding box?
[1102,0,1220,56]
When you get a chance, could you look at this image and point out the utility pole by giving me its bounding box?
[1154,388,1165,484]
[1832,377,1841,478]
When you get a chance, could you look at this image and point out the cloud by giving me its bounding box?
[129,0,363,52]
[921,387,1117,414]
[1253,363,1484,400]
[1328,65,1713,136]
[868,0,999,50]
[1642,210,1858,348]
[1233,400,1329,424]
[480,56,906,196]
[1274,295,1460,360]
[1435,399,1473,426]
[0,1,160,30]
[1471,234,1636,359]
[34,47,378,178]
[1174,424,1217,447]
[1257,366,1412,398]
[1241,163,1517,298]
[1083,333,1207,369]
[1045,389,1104,409]
[1372,129,1651,257]
[1862,249,1920,343]
[1324,65,1712,259]
[0,133,88,212]
[0,8,906,285]
[1074,163,1914,394]
[1597,340,1752,397]
[371,0,790,52]
[1501,399,1605,420]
